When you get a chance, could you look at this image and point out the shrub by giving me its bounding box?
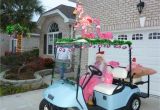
[1,49,40,66]
[44,58,54,68]
[27,57,45,71]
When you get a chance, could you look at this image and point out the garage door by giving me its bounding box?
[129,31,160,96]
[88,29,160,96]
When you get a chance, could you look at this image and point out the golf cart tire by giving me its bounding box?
[39,99,66,110]
[125,94,141,110]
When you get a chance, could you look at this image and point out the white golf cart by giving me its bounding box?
[39,38,150,110]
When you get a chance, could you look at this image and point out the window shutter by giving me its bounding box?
[48,45,53,54]
[58,32,62,39]
[43,34,47,54]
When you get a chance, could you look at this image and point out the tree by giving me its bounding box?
[0,0,44,31]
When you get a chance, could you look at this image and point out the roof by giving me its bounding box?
[68,0,77,3]
[43,5,75,19]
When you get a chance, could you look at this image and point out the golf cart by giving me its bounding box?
[39,38,150,110]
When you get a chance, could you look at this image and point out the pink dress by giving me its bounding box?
[80,61,107,102]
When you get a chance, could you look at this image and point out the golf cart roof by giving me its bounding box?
[56,38,132,46]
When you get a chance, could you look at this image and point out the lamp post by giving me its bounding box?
[137,0,145,14]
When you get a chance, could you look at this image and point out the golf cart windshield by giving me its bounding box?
[52,38,133,85]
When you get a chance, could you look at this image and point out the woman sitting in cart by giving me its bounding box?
[80,51,114,105]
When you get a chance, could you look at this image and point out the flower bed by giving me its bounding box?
[0,69,52,92]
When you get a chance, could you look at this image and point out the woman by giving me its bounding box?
[80,51,108,104]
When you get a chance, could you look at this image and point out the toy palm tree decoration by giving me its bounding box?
[6,23,30,53]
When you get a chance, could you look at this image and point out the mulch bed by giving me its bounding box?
[5,59,46,80]
[5,67,36,80]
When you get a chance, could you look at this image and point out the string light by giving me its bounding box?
[122,46,127,49]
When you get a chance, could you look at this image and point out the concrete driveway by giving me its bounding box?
[0,88,160,110]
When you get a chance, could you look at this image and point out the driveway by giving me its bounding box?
[0,75,160,110]
[0,88,160,110]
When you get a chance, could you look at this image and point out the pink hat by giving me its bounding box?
[96,51,105,58]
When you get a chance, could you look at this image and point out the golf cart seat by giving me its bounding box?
[125,77,142,84]
[94,67,128,95]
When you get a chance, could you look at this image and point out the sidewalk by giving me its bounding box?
[0,89,44,110]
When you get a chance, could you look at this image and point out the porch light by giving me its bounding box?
[137,0,144,14]
[137,0,145,14]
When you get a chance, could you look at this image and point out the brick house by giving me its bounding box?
[37,5,75,57]
[38,1,160,96]
[70,0,160,96]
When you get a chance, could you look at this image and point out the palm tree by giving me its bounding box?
[0,0,44,31]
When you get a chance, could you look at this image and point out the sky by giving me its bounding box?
[32,0,76,21]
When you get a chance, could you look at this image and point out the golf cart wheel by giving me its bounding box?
[126,94,141,110]
[39,99,66,110]
[39,99,52,110]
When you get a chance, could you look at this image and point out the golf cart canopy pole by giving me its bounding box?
[129,44,132,84]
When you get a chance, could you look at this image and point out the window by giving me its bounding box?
[148,32,160,40]
[48,34,53,44]
[132,33,143,40]
[48,23,59,32]
[46,23,61,55]
[118,35,128,40]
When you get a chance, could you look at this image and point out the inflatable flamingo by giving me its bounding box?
[73,4,84,18]
[81,26,95,38]
[73,4,95,38]
[94,18,113,40]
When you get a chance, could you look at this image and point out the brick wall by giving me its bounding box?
[80,0,160,31]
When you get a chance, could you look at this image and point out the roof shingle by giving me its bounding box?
[43,5,76,19]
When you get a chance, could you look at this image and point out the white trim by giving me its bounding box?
[43,9,69,22]
[29,33,40,36]
[46,32,59,55]
[37,9,74,29]
[112,26,160,33]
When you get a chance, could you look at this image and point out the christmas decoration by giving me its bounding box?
[57,38,132,46]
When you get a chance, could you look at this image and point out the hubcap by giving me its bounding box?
[132,99,139,110]
[44,105,49,110]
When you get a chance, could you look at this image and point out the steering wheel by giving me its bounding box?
[88,65,102,76]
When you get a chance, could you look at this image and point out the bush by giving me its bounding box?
[1,49,39,66]
[44,58,54,68]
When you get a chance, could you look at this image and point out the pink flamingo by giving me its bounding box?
[73,4,95,38]
[81,26,95,39]
[94,18,113,40]
[73,4,84,18]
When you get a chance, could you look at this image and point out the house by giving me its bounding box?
[38,1,160,96]
[37,5,76,57]
[69,0,160,96]
[0,33,40,56]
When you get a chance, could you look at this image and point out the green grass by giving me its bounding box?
[0,84,48,96]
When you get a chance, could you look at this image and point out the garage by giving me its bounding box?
[88,28,160,96]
